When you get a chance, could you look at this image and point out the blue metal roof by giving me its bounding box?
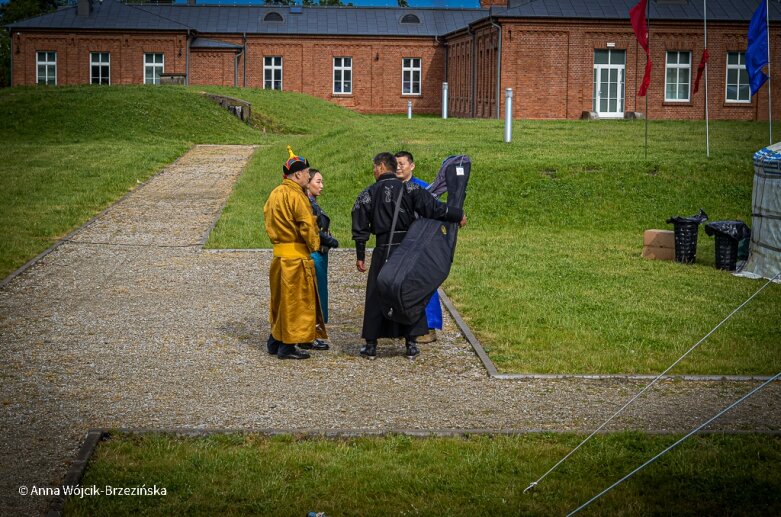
[7,0,777,36]
[7,0,487,36]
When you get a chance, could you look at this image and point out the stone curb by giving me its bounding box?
[46,430,107,517]
[99,427,781,438]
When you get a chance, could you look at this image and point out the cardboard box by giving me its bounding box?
[642,245,675,261]
[643,229,676,261]
[643,229,675,248]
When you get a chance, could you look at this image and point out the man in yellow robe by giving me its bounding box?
[264,147,327,360]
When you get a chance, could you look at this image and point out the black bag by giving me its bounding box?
[376,156,471,325]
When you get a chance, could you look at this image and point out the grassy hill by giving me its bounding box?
[2,85,779,375]
[0,85,262,278]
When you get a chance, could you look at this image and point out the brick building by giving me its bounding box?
[7,0,780,121]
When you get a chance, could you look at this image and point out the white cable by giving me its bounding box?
[568,370,781,516]
[524,271,780,494]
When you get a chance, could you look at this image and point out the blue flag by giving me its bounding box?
[746,0,769,96]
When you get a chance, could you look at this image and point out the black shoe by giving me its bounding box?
[311,339,330,351]
[277,345,310,360]
[405,342,420,359]
[266,335,281,355]
[359,342,377,360]
[299,339,329,351]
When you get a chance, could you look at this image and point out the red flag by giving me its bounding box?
[630,0,652,96]
[693,48,709,94]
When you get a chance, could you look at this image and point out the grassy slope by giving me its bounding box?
[66,432,781,516]
[0,85,263,278]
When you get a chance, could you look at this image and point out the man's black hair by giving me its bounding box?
[394,150,414,164]
[373,152,397,172]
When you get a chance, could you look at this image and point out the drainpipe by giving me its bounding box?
[443,38,448,84]
[185,29,190,86]
[435,35,448,118]
[469,25,476,118]
[234,48,242,87]
[242,32,247,87]
[490,17,502,120]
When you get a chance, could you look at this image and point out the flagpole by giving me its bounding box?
[704,0,710,157]
[766,0,772,144]
[645,0,650,159]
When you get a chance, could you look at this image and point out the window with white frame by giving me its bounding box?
[665,51,690,102]
[333,57,352,95]
[144,53,164,85]
[264,56,283,90]
[725,51,750,102]
[90,52,110,85]
[36,51,56,85]
[402,57,421,95]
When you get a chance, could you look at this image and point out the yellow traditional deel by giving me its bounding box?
[264,175,326,344]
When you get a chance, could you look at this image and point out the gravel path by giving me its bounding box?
[1,145,779,515]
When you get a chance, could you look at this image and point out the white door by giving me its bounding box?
[593,50,625,118]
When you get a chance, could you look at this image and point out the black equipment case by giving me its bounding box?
[376,155,471,325]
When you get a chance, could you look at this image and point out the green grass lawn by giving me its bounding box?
[2,85,779,375]
[64,432,781,516]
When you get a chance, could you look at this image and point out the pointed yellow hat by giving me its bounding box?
[282,145,310,175]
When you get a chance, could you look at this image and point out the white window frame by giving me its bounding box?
[263,56,283,90]
[664,51,691,102]
[90,52,110,85]
[725,51,750,103]
[144,53,164,85]
[402,57,421,96]
[333,57,352,95]
[36,51,56,85]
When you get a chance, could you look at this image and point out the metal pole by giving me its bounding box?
[442,82,449,119]
[767,0,772,144]
[504,88,513,143]
[704,0,710,157]
[407,100,412,119]
[645,0,650,159]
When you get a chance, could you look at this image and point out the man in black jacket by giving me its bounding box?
[352,152,465,360]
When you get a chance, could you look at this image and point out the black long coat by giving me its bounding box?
[351,172,463,341]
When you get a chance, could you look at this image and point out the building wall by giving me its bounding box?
[11,20,780,121]
[240,36,445,114]
[13,31,445,115]
[190,51,242,87]
[12,31,186,86]
[493,18,780,121]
